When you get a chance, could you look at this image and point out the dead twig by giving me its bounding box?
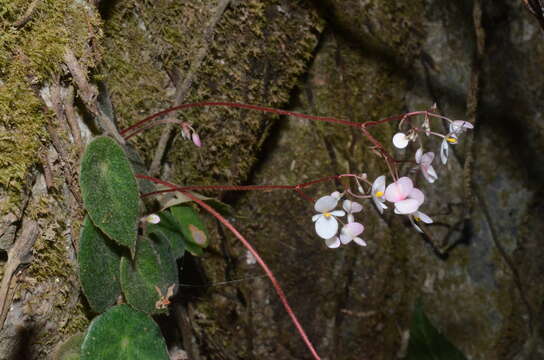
[148,0,232,176]
[46,123,82,204]
[62,85,83,150]
[0,219,39,329]
[63,48,125,144]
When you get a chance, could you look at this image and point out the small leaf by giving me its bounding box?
[80,304,169,360]
[157,188,232,216]
[170,205,209,248]
[146,212,185,259]
[404,300,467,360]
[79,216,122,313]
[120,234,179,314]
[80,136,139,252]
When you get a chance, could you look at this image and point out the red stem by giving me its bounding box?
[140,174,361,198]
[120,101,363,136]
[136,174,322,360]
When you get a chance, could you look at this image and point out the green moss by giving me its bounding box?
[102,0,323,186]
[0,0,103,214]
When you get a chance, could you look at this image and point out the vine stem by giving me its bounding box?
[140,173,362,200]
[136,174,322,360]
[120,101,363,137]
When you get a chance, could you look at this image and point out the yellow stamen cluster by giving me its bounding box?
[375,191,384,198]
[446,136,458,144]
[323,212,332,218]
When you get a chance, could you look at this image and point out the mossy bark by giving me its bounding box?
[1,0,544,359]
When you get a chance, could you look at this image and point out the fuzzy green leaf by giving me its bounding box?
[80,136,139,252]
[146,212,185,259]
[120,234,178,314]
[404,300,467,360]
[80,304,169,360]
[170,205,209,248]
[79,216,122,313]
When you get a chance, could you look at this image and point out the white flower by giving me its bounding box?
[325,236,341,248]
[312,194,345,239]
[385,177,425,214]
[408,211,433,233]
[415,148,438,183]
[143,214,161,224]
[342,199,362,223]
[392,132,410,149]
[440,134,457,164]
[339,222,366,246]
[371,175,388,214]
[449,120,473,135]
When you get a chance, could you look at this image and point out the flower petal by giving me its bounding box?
[372,175,386,193]
[394,199,420,214]
[409,188,425,205]
[343,199,363,213]
[314,195,338,212]
[423,165,438,183]
[440,139,449,164]
[325,237,341,248]
[344,222,364,236]
[449,120,473,133]
[330,191,342,199]
[312,214,321,222]
[353,237,367,246]
[330,210,345,217]
[415,147,423,164]
[373,197,385,214]
[339,233,352,245]
[385,177,413,202]
[416,211,433,224]
[392,132,409,149]
[409,216,424,233]
[421,152,434,165]
[315,216,338,239]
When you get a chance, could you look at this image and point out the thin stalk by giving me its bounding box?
[136,174,322,360]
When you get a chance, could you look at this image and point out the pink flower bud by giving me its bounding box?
[192,132,202,147]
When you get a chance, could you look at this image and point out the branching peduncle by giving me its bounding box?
[136,174,323,360]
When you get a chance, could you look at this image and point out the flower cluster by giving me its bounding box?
[312,192,366,248]
[311,114,473,247]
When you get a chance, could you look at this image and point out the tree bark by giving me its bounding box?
[1,0,543,359]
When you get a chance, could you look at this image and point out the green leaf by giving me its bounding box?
[120,234,179,314]
[158,189,232,216]
[80,136,139,252]
[79,216,122,313]
[80,304,169,360]
[404,300,467,360]
[170,205,209,248]
[146,212,185,260]
[52,333,84,360]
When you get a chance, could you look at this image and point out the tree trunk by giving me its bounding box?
[1,0,543,359]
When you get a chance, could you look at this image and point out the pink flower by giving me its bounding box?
[415,148,438,183]
[192,132,202,147]
[384,177,425,214]
[339,222,366,246]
